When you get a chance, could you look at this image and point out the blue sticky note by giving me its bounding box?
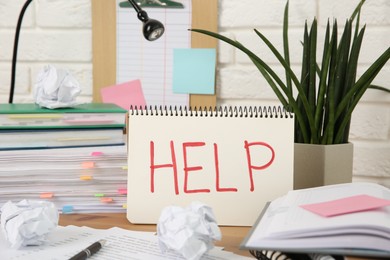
[173,48,216,94]
[62,205,73,214]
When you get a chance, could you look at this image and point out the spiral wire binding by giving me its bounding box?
[250,250,345,260]
[129,105,293,118]
[250,250,313,260]
[250,250,295,260]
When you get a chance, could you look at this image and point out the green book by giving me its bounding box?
[0,103,127,129]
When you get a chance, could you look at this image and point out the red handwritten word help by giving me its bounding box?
[149,140,275,195]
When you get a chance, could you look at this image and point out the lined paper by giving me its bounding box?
[116,0,191,107]
[0,226,253,260]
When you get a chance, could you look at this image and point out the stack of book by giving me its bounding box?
[0,103,126,150]
[0,103,128,214]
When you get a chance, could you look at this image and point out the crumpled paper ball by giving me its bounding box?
[157,201,221,260]
[33,64,82,109]
[0,200,59,249]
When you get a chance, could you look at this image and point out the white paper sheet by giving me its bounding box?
[0,225,252,260]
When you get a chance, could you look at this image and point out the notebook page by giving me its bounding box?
[116,0,191,106]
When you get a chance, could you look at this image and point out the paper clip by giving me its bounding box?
[119,0,184,8]
[62,205,74,214]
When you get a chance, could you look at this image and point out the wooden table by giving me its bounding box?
[59,213,252,257]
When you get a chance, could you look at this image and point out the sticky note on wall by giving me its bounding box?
[172,48,216,94]
[101,79,146,110]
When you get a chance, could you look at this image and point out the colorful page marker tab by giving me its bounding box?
[101,79,147,110]
[91,151,103,156]
[173,48,216,94]
[62,205,73,213]
[80,175,93,180]
[40,192,54,199]
[94,193,105,197]
[121,166,128,170]
[118,188,127,195]
[122,204,127,209]
[300,194,390,217]
[82,161,95,169]
[101,197,113,203]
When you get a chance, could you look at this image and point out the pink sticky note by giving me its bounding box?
[118,188,127,195]
[91,151,103,156]
[300,194,390,217]
[101,79,146,110]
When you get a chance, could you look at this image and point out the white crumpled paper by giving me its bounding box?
[157,201,221,260]
[33,64,82,109]
[0,200,59,249]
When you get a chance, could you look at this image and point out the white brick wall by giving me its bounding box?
[0,0,389,187]
[0,0,92,103]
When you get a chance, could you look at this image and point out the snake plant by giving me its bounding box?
[191,0,389,144]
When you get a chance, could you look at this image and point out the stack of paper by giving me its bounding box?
[0,144,128,214]
[241,182,390,258]
[0,103,129,213]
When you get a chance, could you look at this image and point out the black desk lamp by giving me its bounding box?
[9,0,165,104]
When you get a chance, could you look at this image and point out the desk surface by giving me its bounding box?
[59,213,372,260]
[59,213,252,257]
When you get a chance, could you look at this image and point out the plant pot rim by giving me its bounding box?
[295,142,353,146]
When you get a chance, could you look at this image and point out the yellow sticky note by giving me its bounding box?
[80,175,93,180]
[9,114,63,119]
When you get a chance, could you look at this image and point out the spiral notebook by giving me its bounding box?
[126,106,295,226]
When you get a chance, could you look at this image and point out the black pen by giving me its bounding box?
[68,239,106,260]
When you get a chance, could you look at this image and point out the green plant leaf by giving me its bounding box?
[315,21,332,144]
[283,1,292,98]
[350,0,366,21]
[253,27,318,143]
[308,19,318,142]
[323,21,339,144]
[334,47,390,143]
[369,84,390,93]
